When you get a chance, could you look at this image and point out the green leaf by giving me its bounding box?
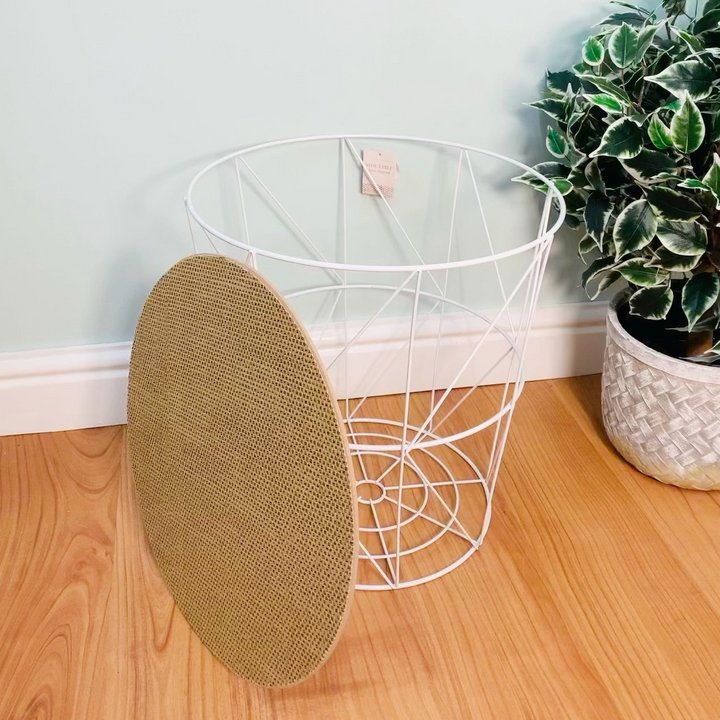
[577,74,632,104]
[653,173,678,183]
[712,114,720,142]
[678,178,716,193]
[682,273,720,330]
[582,256,617,290]
[613,199,658,256]
[563,189,588,214]
[590,117,643,159]
[669,315,720,333]
[678,178,710,190]
[578,233,598,257]
[598,12,646,27]
[635,24,662,63]
[647,247,702,270]
[703,0,720,15]
[553,179,574,195]
[567,159,591,186]
[629,285,674,320]
[584,93,625,114]
[678,178,720,206]
[648,187,703,220]
[511,174,545,192]
[648,114,673,149]
[688,316,720,332]
[692,47,720,59]
[584,191,614,245]
[591,270,623,299]
[663,0,686,15]
[702,153,720,198]
[546,70,581,95]
[546,126,568,158]
[656,218,708,254]
[610,0,652,15]
[670,95,706,153]
[564,214,584,230]
[622,149,677,181]
[597,157,635,189]
[585,158,606,192]
[583,36,606,66]
[511,162,570,191]
[534,162,571,178]
[629,110,649,126]
[566,108,589,133]
[663,98,683,112]
[609,23,639,68]
[618,259,667,287]
[645,60,715,100]
[527,98,567,121]
[694,8,720,35]
[652,172,683,183]
[670,26,704,52]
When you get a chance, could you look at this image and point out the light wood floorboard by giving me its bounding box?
[1,376,720,719]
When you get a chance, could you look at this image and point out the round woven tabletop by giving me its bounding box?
[127,254,357,687]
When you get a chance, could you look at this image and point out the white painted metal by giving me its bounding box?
[186,135,565,590]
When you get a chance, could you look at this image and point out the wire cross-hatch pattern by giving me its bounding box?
[186,135,566,590]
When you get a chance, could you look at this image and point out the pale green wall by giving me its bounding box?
[0,0,624,352]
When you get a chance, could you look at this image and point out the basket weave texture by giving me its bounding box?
[127,254,357,686]
[602,294,720,491]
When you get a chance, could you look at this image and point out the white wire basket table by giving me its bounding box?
[185,135,565,590]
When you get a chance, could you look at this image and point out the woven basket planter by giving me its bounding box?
[602,291,720,491]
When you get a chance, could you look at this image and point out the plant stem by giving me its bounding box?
[636,62,648,109]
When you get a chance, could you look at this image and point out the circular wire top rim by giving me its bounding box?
[185,134,567,273]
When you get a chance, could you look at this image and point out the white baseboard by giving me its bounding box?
[0,301,608,437]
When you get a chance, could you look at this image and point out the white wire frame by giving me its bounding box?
[185,135,565,591]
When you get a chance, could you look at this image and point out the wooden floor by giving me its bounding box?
[2,376,720,719]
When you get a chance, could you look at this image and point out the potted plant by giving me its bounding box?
[517,0,720,490]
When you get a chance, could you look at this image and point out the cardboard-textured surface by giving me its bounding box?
[127,254,357,687]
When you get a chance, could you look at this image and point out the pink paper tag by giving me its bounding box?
[361,150,398,198]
